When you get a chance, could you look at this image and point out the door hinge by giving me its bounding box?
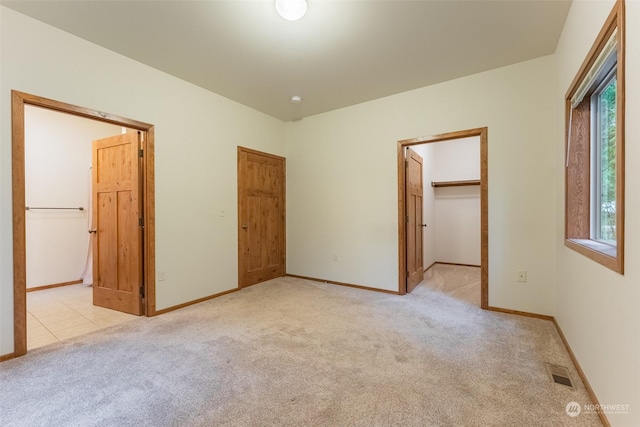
[405,160,408,168]
[139,217,144,227]
[139,148,144,158]
[140,285,145,298]
[406,215,409,224]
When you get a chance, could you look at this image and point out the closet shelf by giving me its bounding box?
[431,180,480,188]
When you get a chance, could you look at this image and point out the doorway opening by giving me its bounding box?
[12,91,156,357]
[397,127,488,308]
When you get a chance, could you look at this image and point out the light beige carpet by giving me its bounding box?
[421,263,481,306]
[0,276,601,426]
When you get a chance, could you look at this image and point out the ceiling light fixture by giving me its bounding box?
[275,0,307,21]
[291,95,302,104]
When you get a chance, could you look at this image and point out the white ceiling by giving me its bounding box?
[1,0,572,122]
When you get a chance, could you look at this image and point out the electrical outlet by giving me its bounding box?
[158,271,166,281]
[517,270,527,283]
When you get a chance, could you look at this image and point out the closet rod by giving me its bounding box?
[431,180,481,188]
[25,206,84,211]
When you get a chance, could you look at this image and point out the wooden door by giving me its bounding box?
[406,147,424,293]
[92,132,143,315]
[238,147,286,287]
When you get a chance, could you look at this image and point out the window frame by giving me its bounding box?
[564,0,625,273]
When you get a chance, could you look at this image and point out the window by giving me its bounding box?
[592,70,616,244]
[565,0,625,273]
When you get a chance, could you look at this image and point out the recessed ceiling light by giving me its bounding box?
[275,0,307,21]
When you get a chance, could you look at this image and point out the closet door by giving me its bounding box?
[237,147,286,287]
[406,148,424,293]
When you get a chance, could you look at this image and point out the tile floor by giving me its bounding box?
[27,283,139,350]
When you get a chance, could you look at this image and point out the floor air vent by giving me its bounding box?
[545,363,574,388]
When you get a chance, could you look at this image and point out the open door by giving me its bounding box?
[237,147,286,287]
[406,147,424,293]
[92,132,143,315]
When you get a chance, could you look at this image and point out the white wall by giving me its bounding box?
[25,106,122,288]
[432,137,480,265]
[0,7,285,355]
[555,1,640,425]
[286,55,557,315]
[433,186,481,266]
[432,137,480,182]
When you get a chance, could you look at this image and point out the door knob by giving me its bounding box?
[88,229,97,234]
[420,224,427,228]
[242,224,248,229]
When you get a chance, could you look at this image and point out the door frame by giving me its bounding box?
[11,90,157,357]
[397,127,488,309]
